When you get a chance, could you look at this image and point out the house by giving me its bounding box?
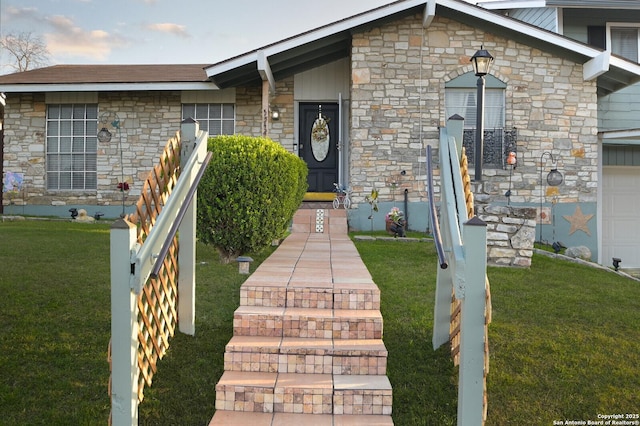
[474,0,640,269]
[1,0,640,268]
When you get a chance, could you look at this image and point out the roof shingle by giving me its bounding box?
[0,64,211,85]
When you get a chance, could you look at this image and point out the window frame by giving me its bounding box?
[181,103,236,136]
[46,103,98,191]
[606,22,640,62]
[445,72,511,169]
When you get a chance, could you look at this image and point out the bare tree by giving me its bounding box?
[1,32,51,72]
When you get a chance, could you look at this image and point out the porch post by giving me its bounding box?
[178,120,199,336]
[110,218,139,425]
[458,215,488,425]
[262,80,269,137]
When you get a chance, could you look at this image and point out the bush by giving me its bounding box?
[197,135,307,262]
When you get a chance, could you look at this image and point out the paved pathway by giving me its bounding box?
[209,208,393,425]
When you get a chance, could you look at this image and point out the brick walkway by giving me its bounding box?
[209,208,393,425]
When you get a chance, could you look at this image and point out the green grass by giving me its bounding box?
[1,221,638,425]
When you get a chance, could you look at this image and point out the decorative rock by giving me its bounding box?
[565,246,592,261]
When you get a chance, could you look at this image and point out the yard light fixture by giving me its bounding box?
[538,151,564,244]
[470,46,494,181]
[612,257,622,271]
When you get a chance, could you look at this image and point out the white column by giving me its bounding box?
[110,218,139,425]
[178,120,199,335]
[458,216,488,426]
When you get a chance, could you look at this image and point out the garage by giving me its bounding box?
[602,166,640,269]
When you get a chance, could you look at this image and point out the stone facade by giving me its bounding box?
[477,204,537,267]
[349,13,598,209]
[2,91,181,210]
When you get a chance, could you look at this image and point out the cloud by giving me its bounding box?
[44,15,129,61]
[4,6,41,20]
[145,23,190,38]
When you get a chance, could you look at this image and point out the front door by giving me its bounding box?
[299,103,339,192]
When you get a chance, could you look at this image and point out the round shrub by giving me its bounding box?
[197,135,307,263]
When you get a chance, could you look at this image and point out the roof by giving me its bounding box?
[0,64,213,92]
[204,0,640,96]
[479,0,640,9]
[1,0,640,96]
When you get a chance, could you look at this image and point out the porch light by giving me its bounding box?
[271,106,280,121]
[470,46,494,77]
[470,45,494,181]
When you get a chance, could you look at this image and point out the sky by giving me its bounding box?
[0,0,401,74]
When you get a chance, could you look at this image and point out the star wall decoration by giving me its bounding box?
[562,205,594,236]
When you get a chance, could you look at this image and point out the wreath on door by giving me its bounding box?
[311,114,330,162]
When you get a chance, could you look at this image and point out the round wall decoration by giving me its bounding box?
[311,113,330,162]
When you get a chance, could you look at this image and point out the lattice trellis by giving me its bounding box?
[130,133,181,401]
[108,132,182,409]
[448,146,492,424]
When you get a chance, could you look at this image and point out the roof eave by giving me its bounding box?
[0,81,218,93]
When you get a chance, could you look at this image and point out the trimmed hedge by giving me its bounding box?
[197,135,307,262]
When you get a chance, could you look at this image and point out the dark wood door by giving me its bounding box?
[299,103,339,192]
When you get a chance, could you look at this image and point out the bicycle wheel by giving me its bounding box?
[333,197,340,209]
[343,197,351,209]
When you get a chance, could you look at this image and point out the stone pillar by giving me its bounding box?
[476,204,537,267]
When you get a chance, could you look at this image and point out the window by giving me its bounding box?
[182,103,235,136]
[445,73,513,168]
[607,24,640,62]
[46,104,98,190]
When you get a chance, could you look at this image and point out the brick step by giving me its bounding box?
[224,336,387,375]
[214,371,392,416]
[209,411,394,425]
[240,280,380,309]
[233,306,383,339]
[291,209,348,234]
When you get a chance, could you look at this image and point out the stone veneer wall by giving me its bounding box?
[2,91,181,208]
[234,77,295,151]
[349,13,599,209]
[477,204,537,267]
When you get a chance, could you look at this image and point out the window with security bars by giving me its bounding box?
[445,87,513,168]
[182,103,235,136]
[46,104,98,190]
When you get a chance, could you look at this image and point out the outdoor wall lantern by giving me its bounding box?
[470,46,494,181]
[538,151,564,243]
[97,127,112,143]
[271,106,280,121]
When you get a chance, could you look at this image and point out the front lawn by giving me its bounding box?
[0,220,638,425]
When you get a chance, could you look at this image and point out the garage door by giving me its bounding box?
[602,166,640,268]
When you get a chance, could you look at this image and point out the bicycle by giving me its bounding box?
[333,183,351,209]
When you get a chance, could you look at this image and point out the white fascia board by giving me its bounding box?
[584,51,610,80]
[205,0,427,78]
[423,0,436,27]
[599,128,640,141]
[0,82,218,93]
[609,55,640,76]
[438,0,601,58]
[257,50,276,92]
[476,0,547,10]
